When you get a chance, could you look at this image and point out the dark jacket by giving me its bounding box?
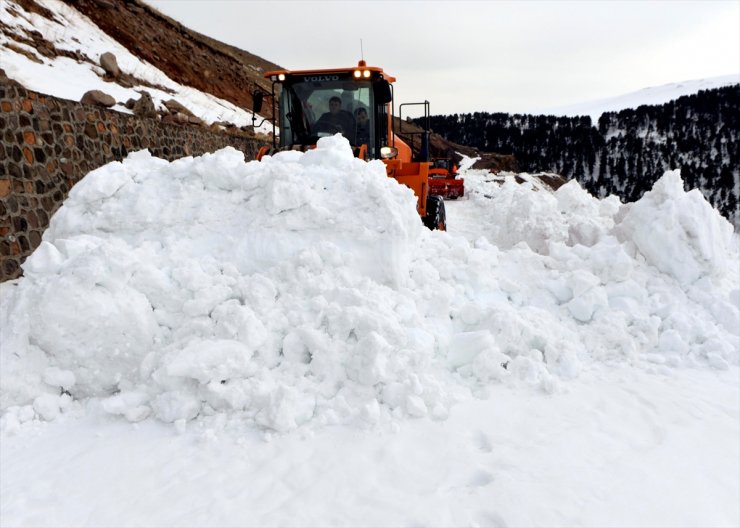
[315,110,356,142]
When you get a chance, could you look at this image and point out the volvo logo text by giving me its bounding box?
[303,75,340,82]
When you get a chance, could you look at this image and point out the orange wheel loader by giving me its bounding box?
[251,60,446,231]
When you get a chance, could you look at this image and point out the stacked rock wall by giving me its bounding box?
[0,80,267,282]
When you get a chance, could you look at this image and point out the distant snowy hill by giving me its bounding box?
[541,74,739,122]
[427,85,740,228]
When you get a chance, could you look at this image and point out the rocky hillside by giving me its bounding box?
[393,117,518,173]
[1,0,278,130]
[66,0,278,113]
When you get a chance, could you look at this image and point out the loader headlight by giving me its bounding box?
[380,146,398,159]
[278,73,286,81]
[354,70,362,78]
[363,70,371,78]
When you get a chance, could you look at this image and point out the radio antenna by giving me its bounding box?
[360,39,364,61]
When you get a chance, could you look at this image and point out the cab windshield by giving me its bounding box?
[279,78,374,150]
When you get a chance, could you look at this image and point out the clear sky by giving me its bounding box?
[145,0,739,116]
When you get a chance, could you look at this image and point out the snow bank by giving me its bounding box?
[2,142,738,432]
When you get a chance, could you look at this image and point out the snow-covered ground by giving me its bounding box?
[0,0,271,132]
[1,136,738,527]
[2,364,737,527]
[540,74,740,122]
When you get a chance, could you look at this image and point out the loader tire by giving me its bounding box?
[423,195,447,231]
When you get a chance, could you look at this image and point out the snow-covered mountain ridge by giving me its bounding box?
[427,85,740,228]
[542,74,739,122]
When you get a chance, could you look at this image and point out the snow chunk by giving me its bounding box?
[616,170,735,284]
[33,394,63,421]
[165,340,255,384]
[43,367,76,390]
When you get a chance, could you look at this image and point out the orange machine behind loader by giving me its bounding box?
[428,158,465,200]
[252,60,446,231]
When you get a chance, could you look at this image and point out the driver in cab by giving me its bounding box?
[315,96,355,142]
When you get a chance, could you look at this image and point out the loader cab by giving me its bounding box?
[258,62,445,231]
[263,62,393,160]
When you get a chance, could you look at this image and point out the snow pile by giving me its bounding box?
[0,136,431,431]
[448,165,739,369]
[615,171,736,285]
[456,176,622,254]
[0,0,270,131]
[2,140,738,433]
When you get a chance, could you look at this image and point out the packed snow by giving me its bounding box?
[1,135,738,526]
[0,0,271,132]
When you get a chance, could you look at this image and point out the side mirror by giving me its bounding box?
[253,90,264,113]
[373,80,392,105]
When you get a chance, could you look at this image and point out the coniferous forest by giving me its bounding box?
[421,85,739,226]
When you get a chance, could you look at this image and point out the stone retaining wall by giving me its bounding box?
[0,80,267,282]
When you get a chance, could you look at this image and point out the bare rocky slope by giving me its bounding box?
[64,0,279,115]
[392,117,518,172]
